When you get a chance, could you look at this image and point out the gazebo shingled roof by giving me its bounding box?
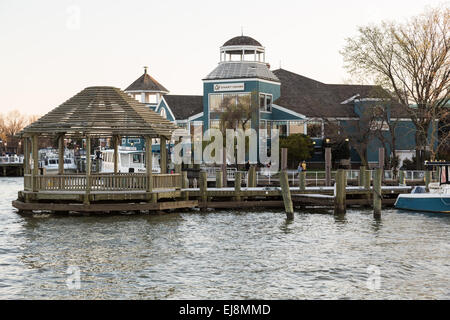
[21,86,178,138]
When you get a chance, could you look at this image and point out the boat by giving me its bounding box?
[38,148,77,173]
[394,161,450,213]
[101,146,161,173]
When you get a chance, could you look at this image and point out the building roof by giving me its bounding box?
[273,69,391,118]
[205,62,280,82]
[125,69,169,93]
[223,36,262,47]
[163,95,203,120]
[21,86,177,138]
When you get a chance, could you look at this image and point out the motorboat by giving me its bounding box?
[101,146,161,173]
[394,162,450,213]
[38,148,77,173]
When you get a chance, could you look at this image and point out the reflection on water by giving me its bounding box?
[0,177,449,299]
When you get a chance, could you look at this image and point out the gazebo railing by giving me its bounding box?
[24,173,182,192]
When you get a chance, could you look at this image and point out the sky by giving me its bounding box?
[0,0,447,115]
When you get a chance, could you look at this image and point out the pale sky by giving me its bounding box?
[0,0,447,115]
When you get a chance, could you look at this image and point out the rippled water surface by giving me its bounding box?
[0,177,449,299]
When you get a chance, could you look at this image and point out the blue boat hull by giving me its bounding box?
[395,194,450,213]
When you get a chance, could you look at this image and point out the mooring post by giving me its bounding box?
[281,148,288,172]
[325,147,332,186]
[200,171,208,210]
[373,168,382,218]
[248,165,256,188]
[334,169,346,214]
[216,171,223,188]
[378,148,385,182]
[234,171,242,202]
[359,166,366,186]
[425,170,431,191]
[32,134,39,192]
[364,169,371,203]
[280,170,294,219]
[299,171,306,191]
[182,170,189,201]
[398,170,405,186]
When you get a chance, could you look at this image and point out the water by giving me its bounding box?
[0,177,448,299]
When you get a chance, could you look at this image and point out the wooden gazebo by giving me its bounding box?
[13,86,196,213]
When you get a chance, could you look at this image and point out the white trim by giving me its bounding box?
[203,78,280,86]
[188,112,204,122]
[158,96,177,122]
[340,94,360,105]
[272,104,307,119]
[125,90,169,94]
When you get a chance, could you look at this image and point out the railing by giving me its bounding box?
[27,173,181,192]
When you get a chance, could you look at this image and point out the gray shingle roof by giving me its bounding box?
[273,69,393,118]
[125,71,169,93]
[204,62,280,82]
[163,95,203,120]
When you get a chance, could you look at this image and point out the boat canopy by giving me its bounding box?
[425,162,450,185]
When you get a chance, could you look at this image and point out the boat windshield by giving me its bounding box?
[440,166,449,185]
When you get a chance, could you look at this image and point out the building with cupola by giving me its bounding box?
[123,35,420,167]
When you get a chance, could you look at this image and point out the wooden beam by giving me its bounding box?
[58,134,64,175]
[84,135,91,205]
[32,134,38,192]
[334,169,346,214]
[113,135,119,174]
[145,136,153,201]
[325,147,332,186]
[280,170,294,219]
[160,137,167,174]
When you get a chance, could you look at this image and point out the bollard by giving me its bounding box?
[216,171,223,188]
[199,171,208,210]
[334,169,346,214]
[425,171,431,191]
[359,166,366,186]
[182,171,189,201]
[234,172,242,202]
[398,170,405,186]
[373,168,382,218]
[280,171,294,220]
[299,171,306,191]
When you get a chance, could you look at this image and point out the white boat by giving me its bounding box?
[38,148,77,173]
[101,146,160,173]
[394,162,450,213]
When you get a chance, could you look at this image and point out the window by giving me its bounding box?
[209,93,251,113]
[273,121,288,136]
[307,121,323,138]
[160,108,167,119]
[132,154,141,163]
[259,93,272,112]
[289,121,305,135]
[134,93,141,102]
[209,120,221,129]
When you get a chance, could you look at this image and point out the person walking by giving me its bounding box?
[301,160,307,172]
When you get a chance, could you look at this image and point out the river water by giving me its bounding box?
[0,177,448,299]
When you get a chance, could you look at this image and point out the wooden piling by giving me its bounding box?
[398,170,405,186]
[182,170,189,201]
[234,171,242,202]
[373,168,382,218]
[299,171,306,191]
[425,171,431,191]
[200,171,208,209]
[334,169,346,214]
[359,166,366,186]
[279,171,294,219]
[281,148,288,171]
[248,165,256,188]
[325,147,332,186]
[364,169,371,202]
[216,171,223,188]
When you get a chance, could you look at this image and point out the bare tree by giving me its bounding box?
[341,6,450,168]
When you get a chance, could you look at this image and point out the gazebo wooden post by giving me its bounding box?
[84,135,91,205]
[160,136,167,174]
[58,134,65,175]
[113,135,119,174]
[31,134,39,192]
[23,137,29,174]
[145,136,153,202]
